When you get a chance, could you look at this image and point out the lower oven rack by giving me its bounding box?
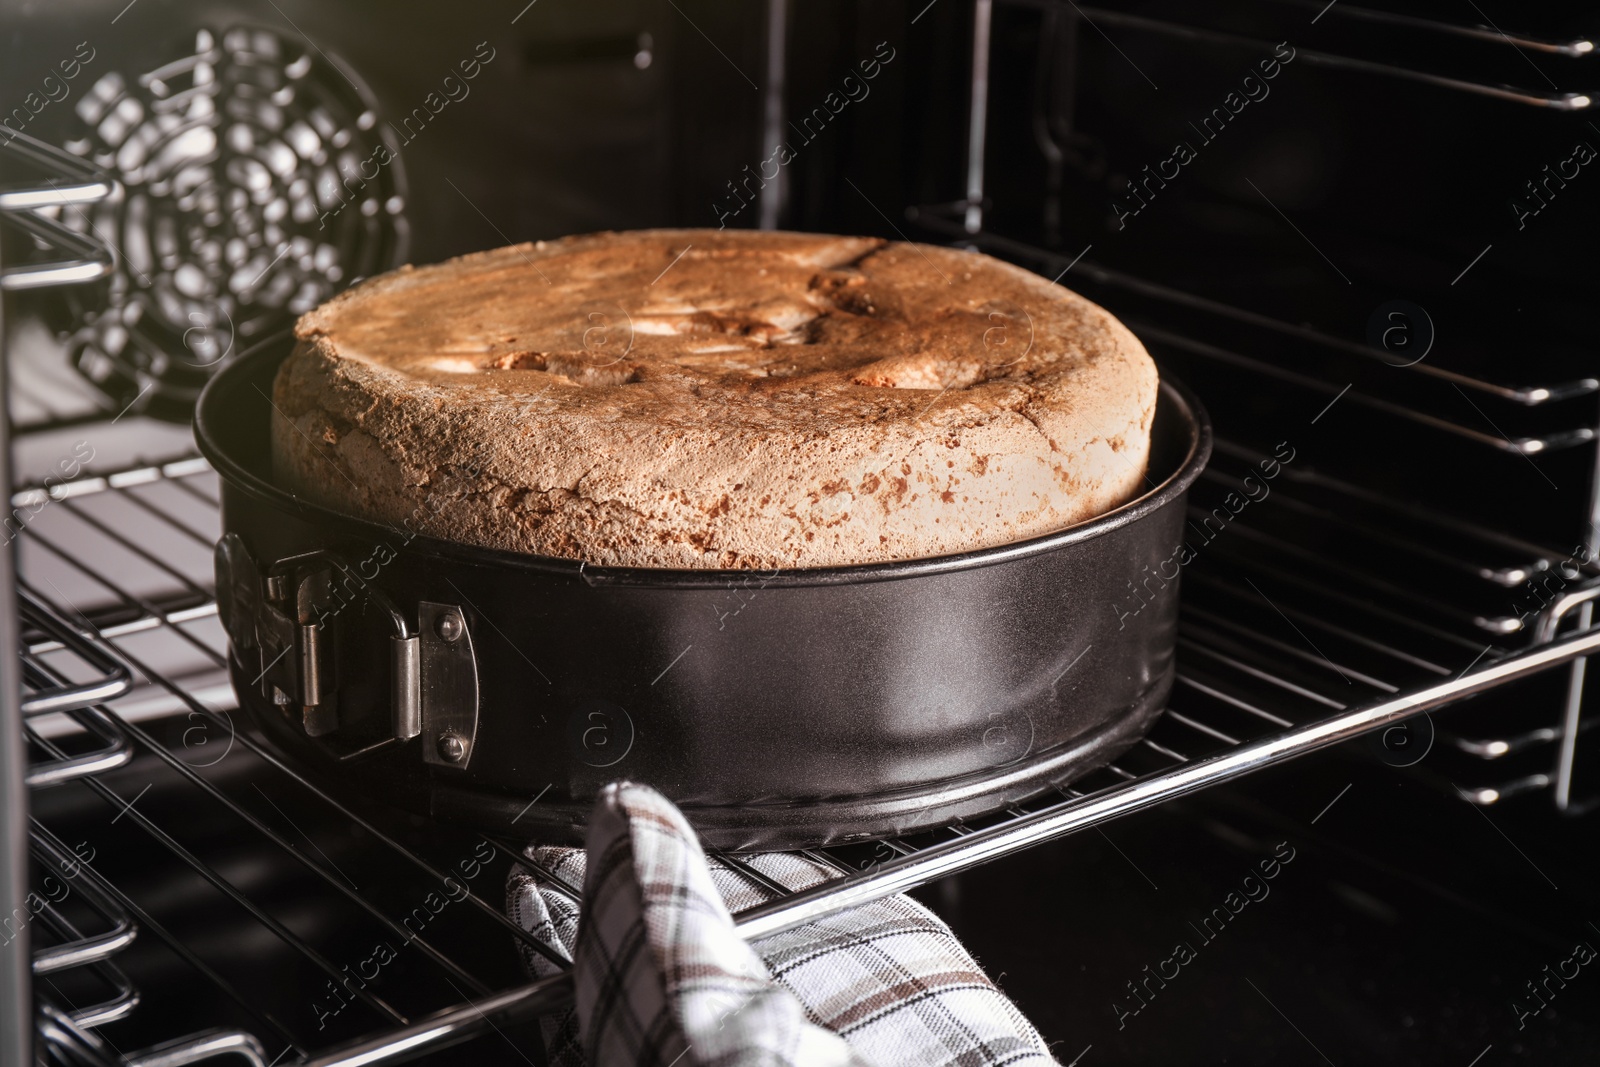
[17,454,1599,1066]
[313,618,1600,1067]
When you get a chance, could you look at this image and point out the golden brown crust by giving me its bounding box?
[271,229,1158,569]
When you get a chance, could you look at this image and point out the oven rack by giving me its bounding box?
[21,588,133,719]
[909,63,1599,811]
[940,233,1593,806]
[993,0,1595,111]
[950,0,1600,434]
[1,125,140,439]
[1166,449,1596,813]
[1257,0,1596,58]
[910,212,1598,453]
[18,586,272,1067]
[315,632,1600,1067]
[904,209,1600,809]
[1,126,124,1066]
[0,129,117,293]
[13,449,1599,1066]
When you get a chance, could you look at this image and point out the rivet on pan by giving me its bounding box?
[437,732,467,763]
[435,611,465,642]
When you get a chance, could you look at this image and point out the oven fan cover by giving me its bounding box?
[58,26,407,422]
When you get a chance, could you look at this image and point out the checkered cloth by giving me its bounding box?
[507,783,1060,1067]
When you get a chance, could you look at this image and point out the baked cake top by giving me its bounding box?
[273,229,1158,568]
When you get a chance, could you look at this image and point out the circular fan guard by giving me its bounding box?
[60,26,408,421]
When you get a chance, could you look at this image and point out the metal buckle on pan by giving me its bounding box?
[213,533,481,767]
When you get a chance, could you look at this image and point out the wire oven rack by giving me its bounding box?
[985,0,1598,123]
[13,445,1600,1066]
[944,0,1600,809]
[1,121,121,1066]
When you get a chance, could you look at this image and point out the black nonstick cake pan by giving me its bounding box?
[196,334,1211,851]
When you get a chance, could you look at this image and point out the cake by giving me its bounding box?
[270,229,1158,569]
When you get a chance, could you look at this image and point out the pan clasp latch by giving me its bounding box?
[213,536,480,767]
[417,602,480,769]
[215,534,341,737]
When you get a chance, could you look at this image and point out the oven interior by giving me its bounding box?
[3,1,1599,1064]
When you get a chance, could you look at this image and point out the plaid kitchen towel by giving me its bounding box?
[506,782,1061,1067]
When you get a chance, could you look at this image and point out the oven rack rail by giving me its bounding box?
[909,188,1597,810]
[950,0,1600,421]
[906,210,1600,808]
[992,0,1595,111]
[1,125,125,1067]
[1,125,146,442]
[19,592,269,1066]
[14,452,1597,1067]
[325,618,1600,1067]
[1257,0,1596,58]
[0,128,117,292]
[910,211,1598,448]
